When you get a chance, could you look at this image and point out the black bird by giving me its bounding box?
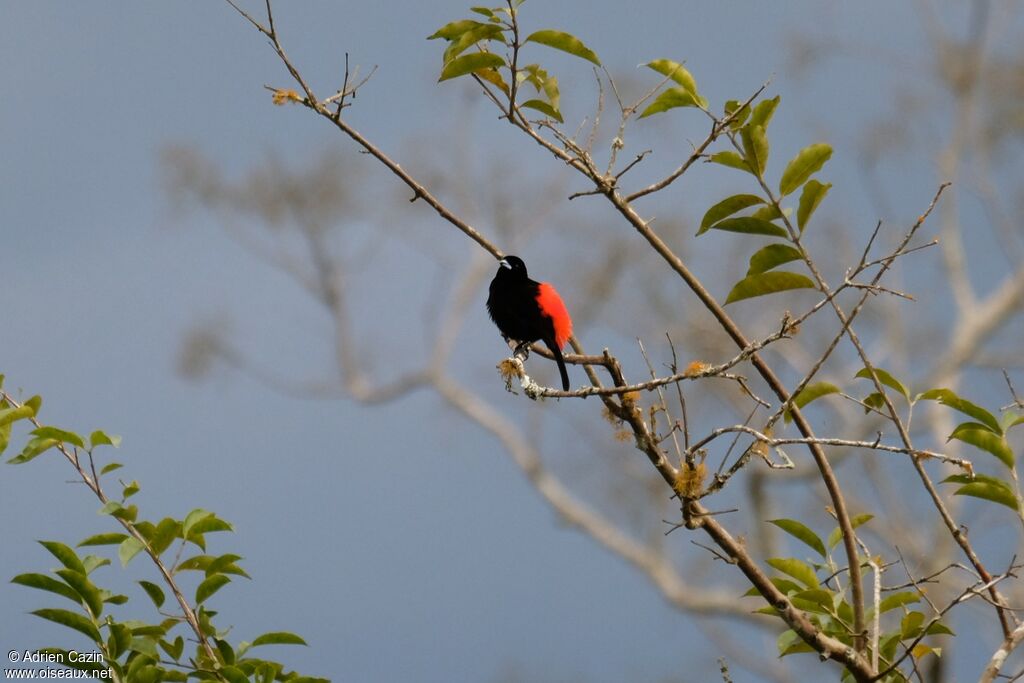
[486,255,573,390]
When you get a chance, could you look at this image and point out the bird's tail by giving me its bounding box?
[546,338,570,391]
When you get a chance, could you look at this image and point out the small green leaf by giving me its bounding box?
[943,474,1019,510]
[8,436,58,464]
[862,392,886,413]
[99,462,123,475]
[149,517,182,556]
[784,382,840,424]
[766,557,818,588]
[827,514,873,549]
[78,532,128,547]
[698,194,765,234]
[777,629,816,656]
[442,24,506,64]
[31,426,85,448]
[917,388,1001,434]
[89,430,121,449]
[182,509,213,537]
[119,537,146,568]
[878,591,920,613]
[723,99,751,129]
[56,569,103,618]
[901,611,925,639]
[797,180,831,232]
[741,124,769,175]
[749,96,780,129]
[40,541,86,574]
[251,631,309,647]
[768,519,827,558]
[81,555,110,575]
[438,52,505,82]
[747,244,803,275]
[709,217,788,238]
[139,580,166,608]
[638,87,702,118]
[427,19,490,40]
[195,574,231,604]
[0,405,35,428]
[524,30,600,66]
[726,271,816,305]
[948,424,1014,468]
[644,59,701,99]
[520,99,563,122]
[122,480,140,500]
[708,151,753,174]
[778,143,832,196]
[31,608,101,643]
[11,573,82,604]
[854,367,910,402]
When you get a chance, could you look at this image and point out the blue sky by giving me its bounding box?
[2,2,1020,681]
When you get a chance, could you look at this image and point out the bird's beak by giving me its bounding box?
[499,259,511,270]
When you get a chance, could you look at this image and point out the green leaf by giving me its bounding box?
[943,474,1019,510]
[747,244,803,276]
[778,143,832,196]
[917,388,1001,434]
[708,151,753,174]
[723,99,751,129]
[182,508,213,537]
[79,532,128,547]
[1004,413,1024,431]
[31,608,101,643]
[709,217,788,238]
[99,462,123,475]
[854,367,910,402]
[792,588,836,613]
[427,19,490,40]
[777,629,816,656]
[768,519,827,558]
[524,30,600,66]
[827,514,873,549]
[766,557,818,588]
[438,52,505,82]
[82,555,110,575]
[638,87,703,118]
[11,573,82,604]
[31,426,85,448]
[109,623,133,659]
[442,24,506,64]
[195,574,231,604]
[862,392,886,413]
[8,436,58,464]
[878,591,920,613]
[784,382,840,424]
[40,541,86,574]
[0,404,35,428]
[89,430,121,449]
[644,59,701,98]
[948,424,1014,468]
[252,631,309,647]
[139,580,166,608]
[119,537,146,568]
[901,611,925,639]
[520,99,563,122]
[749,96,780,129]
[207,553,249,578]
[56,569,103,618]
[698,194,765,235]
[149,517,182,556]
[741,124,769,175]
[122,480,140,500]
[726,271,816,305]
[797,180,831,232]
[161,635,184,661]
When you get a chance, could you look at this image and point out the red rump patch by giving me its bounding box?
[536,282,572,349]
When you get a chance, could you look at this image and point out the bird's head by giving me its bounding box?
[498,255,528,278]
